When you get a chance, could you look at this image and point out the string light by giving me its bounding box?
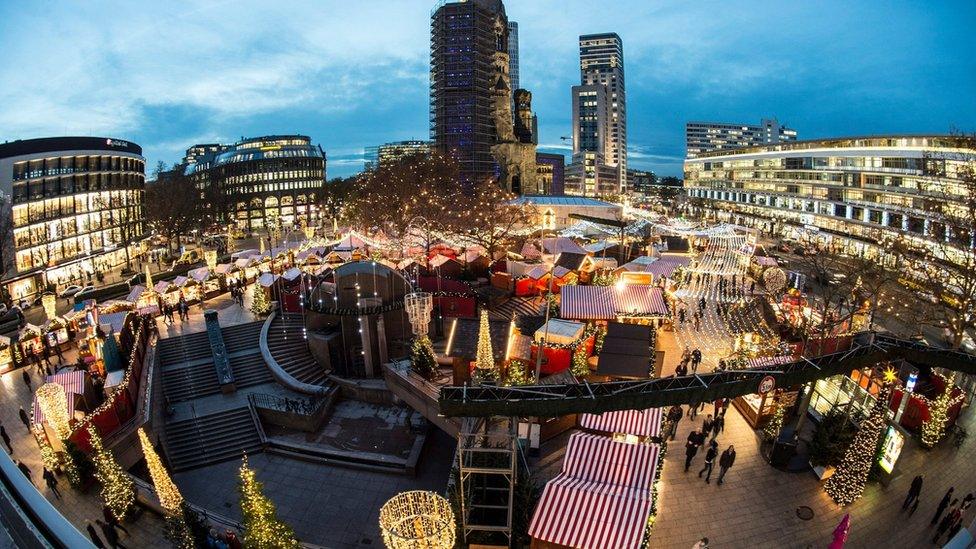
[472,309,497,382]
[824,383,892,505]
[90,426,136,522]
[920,371,964,448]
[379,491,455,549]
[138,428,194,548]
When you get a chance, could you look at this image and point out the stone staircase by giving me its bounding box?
[164,407,263,472]
[265,313,330,386]
[157,331,211,366]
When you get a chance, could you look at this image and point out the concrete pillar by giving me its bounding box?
[376,316,389,366]
[360,315,375,377]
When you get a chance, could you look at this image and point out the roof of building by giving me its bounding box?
[0,136,143,159]
[445,317,510,361]
[510,195,619,208]
[689,134,972,160]
[596,322,654,379]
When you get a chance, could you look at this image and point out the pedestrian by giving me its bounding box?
[43,467,61,499]
[21,369,31,389]
[694,315,701,332]
[678,308,686,324]
[225,530,243,549]
[666,405,683,441]
[675,362,688,377]
[684,428,705,472]
[933,502,960,544]
[931,487,955,525]
[692,537,709,549]
[103,505,130,535]
[711,413,724,439]
[702,414,714,436]
[87,522,107,548]
[947,511,966,543]
[97,519,127,549]
[717,445,736,485]
[18,407,30,432]
[902,475,923,511]
[691,348,702,373]
[961,493,974,511]
[0,426,12,454]
[698,440,718,483]
[16,460,32,483]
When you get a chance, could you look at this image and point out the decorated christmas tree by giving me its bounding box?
[410,335,438,380]
[921,372,961,448]
[138,429,194,548]
[571,346,590,378]
[251,287,272,315]
[762,399,785,442]
[90,427,135,522]
[824,384,891,505]
[472,310,497,382]
[239,455,300,548]
[503,359,532,386]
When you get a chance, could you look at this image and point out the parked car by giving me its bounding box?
[73,285,96,300]
[58,285,83,298]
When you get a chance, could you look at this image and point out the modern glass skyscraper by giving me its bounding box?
[579,33,626,190]
[429,0,510,190]
[508,21,519,97]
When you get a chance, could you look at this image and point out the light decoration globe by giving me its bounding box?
[36,383,71,440]
[205,250,218,271]
[404,292,433,336]
[42,293,57,321]
[379,490,455,549]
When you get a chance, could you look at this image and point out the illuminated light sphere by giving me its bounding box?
[379,491,455,549]
[36,383,71,440]
[42,293,57,321]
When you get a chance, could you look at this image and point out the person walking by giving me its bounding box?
[98,519,127,549]
[711,413,724,440]
[86,522,107,548]
[684,428,705,472]
[698,441,718,483]
[961,493,974,511]
[666,405,683,441]
[103,505,130,536]
[691,348,702,373]
[717,445,736,485]
[931,487,955,526]
[0,425,12,454]
[21,369,31,390]
[702,414,714,437]
[16,461,32,483]
[933,501,961,544]
[902,475,923,511]
[692,537,709,549]
[675,362,688,377]
[18,407,31,432]
[42,468,61,499]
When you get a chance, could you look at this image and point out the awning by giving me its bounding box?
[580,408,663,438]
[529,433,660,549]
[153,280,170,293]
[214,263,237,275]
[560,286,616,320]
[616,286,668,316]
[126,285,145,302]
[643,258,687,278]
[534,319,585,345]
[32,370,86,425]
[188,267,210,282]
[282,267,302,281]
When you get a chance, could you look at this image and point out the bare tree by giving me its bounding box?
[451,180,535,259]
[894,134,976,348]
[145,165,203,254]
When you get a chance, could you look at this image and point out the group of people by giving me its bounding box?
[229,279,247,307]
[666,401,736,486]
[901,478,975,545]
[161,296,192,325]
[675,347,703,376]
[84,506,131,549]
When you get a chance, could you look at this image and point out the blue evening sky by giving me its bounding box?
[1,1,973,178]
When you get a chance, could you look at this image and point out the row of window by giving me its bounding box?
[12,155,144,181]
[11,191,142,228]
[14,223,144,273]
[11,173,144,204]
[13,207,143,248]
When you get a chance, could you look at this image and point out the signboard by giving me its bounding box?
[758,375,776,395]
[879,426,905,474]
[906,372,918,393]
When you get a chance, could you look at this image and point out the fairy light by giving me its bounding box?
[379,491,455,549]
[824,383,893,505]
[238,455,300,548]
[90,426,136,522]
[36,383,71,441]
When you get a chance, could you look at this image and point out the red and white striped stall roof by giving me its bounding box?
[31,371,86,425]
[746,355,794,369]
[560,286,617,320]
[580,408,663,438]
[615,286,668,316]
[529,433,661,549]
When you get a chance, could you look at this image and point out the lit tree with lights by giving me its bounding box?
[452,179,535,258]
[571,346,590,378]
[90,427,135,522]
[824,383,892,506]
[239,455,300,549]
[473,310,497,382]
[410,335,438,381]
[251,286,272,316]
[762,398,785,442]
[921,372,963,448]
[138,428,194,548]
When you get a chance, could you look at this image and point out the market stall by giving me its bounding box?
[42,317,71,349]
[189,266,220,298]
[16,324,45,364]
[0,335,14,373]
[126,285,160,315]
[531,319,590,375]
[579,407,663,442]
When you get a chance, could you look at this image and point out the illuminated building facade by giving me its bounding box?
[686,118,797,158]
[683,135,976,266]
[0,137,146,299]
[184,135,326,232]
[364,140,432,170]
[565,151,620,197]
[536,152,565,195]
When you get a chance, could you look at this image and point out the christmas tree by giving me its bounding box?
[762,399,785,442]
[138,429,194,548]
[824,384,891,505]
[571,346,590,378]
[239,455,300,548]
[921,372,961,448]
[410,335,438,380]
[90,427,135,522]
[473,310,497,382]
[251,287,272,315]
[503,359,532,386]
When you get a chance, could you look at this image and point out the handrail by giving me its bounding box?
[248,393,325,416]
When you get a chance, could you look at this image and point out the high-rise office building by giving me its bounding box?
[569,33,626,195]
[507,21,519,99]
[430,0,511,190]
[364,140,432,170]
[535,152,565,195]
[685,118,797,158]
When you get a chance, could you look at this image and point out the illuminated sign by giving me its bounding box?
[879,426,904,474]
[758,375,776,395]
[906,372,918,393]
[105,139,129,148]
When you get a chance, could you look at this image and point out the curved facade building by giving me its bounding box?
[683,135,976,267]
[0,137,146,299]
[185,135,326,232]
